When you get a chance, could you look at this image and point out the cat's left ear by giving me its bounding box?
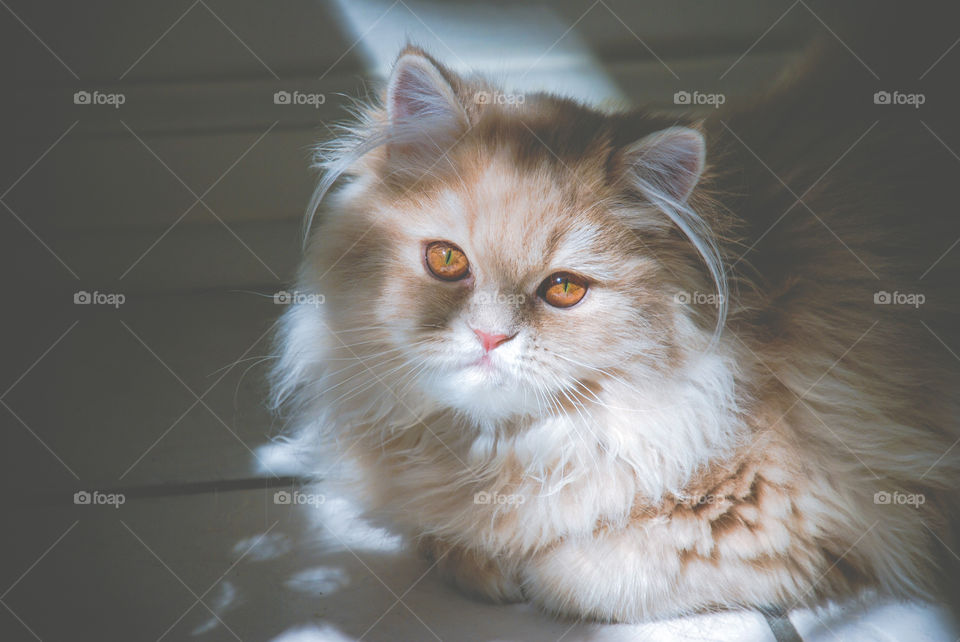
[624,127,705,203]
[385,50,468,161]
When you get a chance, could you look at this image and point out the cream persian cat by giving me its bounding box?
[272,23,960,622]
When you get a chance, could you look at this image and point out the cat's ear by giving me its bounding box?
[385,50,468,164]
[624,127,705,203]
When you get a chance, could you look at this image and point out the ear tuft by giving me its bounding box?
[383,51,468,169]
[625,127,705,203]
[386,52,466,131]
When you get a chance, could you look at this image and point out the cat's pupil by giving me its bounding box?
[444,250,453,265]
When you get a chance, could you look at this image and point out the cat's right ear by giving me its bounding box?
[385,50,468,168]
[623,126,705,204]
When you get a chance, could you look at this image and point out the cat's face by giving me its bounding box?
[307,49,720,425]
[362,156,674,422]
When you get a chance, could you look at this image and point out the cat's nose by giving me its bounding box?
[472,328,514,353]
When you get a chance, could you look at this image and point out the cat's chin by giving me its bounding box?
[423,362,533,423]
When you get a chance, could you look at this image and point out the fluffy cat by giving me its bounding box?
[272,14,960,622]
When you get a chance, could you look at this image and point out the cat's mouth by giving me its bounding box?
[471,354,496,369]
[458,352,510,385]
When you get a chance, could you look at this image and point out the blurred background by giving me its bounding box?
[2,1,955,640]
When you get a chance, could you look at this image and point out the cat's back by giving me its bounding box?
[706,5,960,464]
[710,16,960,314]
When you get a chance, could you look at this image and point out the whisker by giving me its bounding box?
[207,354,277,378]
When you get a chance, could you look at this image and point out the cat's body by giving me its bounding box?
[273,11,960,622]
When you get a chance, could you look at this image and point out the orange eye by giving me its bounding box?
[425,241,470,281]
[540,272,588,308]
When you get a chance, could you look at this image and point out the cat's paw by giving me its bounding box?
[419,537,526,604]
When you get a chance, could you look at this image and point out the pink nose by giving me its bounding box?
[473,329,513,353]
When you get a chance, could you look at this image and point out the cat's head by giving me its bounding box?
[294,47,726,426]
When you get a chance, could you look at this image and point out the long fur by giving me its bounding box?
[272,27,960,622]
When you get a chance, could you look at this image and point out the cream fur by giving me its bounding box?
[271,44,960,622]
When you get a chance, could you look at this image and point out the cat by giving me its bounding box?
[271,12,960,622]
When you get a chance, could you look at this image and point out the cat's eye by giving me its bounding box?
[539,272,588,308]
[425,241,470,281]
